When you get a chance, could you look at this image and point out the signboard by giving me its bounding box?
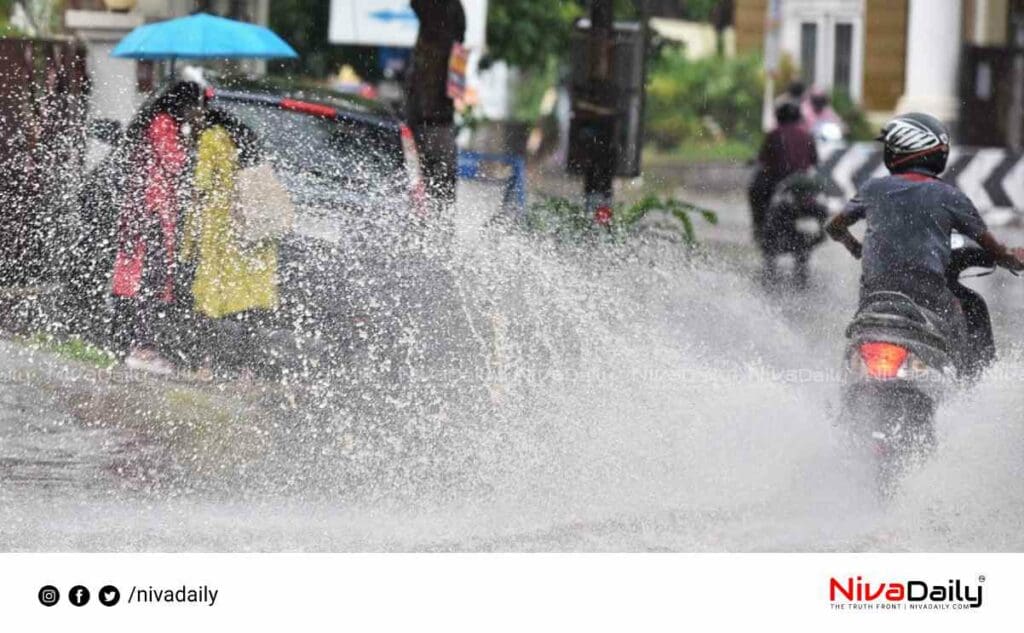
[328,0,488,49]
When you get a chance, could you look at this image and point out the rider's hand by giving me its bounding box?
[848,241,863,260]
[1003,247,1024,271]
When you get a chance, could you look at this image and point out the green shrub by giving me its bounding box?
[25,333,117,368]
[645,47,764,151]
[525,195,718,244]
[831,88,876,141]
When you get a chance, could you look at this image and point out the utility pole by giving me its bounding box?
[582,0,616,220]
[1009,5,1024,151]
[569,0,647,221]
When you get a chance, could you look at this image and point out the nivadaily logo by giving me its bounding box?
[830,575,984,610]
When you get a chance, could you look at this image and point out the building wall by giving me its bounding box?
[735,0,767,54]
[966,0,1010,45]
[776,0,865,100]
[862,0,907,112]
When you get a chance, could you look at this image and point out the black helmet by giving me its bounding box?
[877,112,950,175]
[775,98,802,125]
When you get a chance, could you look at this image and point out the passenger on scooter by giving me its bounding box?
[748,99,818,278]
[825,112,1024,365]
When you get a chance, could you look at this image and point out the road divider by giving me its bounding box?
[819,143,1024,225]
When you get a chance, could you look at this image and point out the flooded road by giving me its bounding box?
[3,195,1024,552]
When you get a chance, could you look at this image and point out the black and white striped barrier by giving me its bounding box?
[819,143,1024,226]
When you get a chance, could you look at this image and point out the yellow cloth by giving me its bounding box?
[181,126,279,319]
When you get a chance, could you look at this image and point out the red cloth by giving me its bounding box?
[112,114,187,301]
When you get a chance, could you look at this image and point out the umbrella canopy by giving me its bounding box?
[111,13,298,60]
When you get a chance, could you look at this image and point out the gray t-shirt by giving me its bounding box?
[840,172,988,288]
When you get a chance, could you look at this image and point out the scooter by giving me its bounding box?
[760,171,829,287]
[838,234,1000,495]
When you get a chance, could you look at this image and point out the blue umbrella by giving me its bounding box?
[111,12,298,60]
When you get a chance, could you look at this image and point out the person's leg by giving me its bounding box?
[124,244,175,375]
[124,295,174,375]
[761,253,779,286]
[748,172,772,248]
[413,123,457,213]
[950,282,996,376]
[132,293,154,351]
[111,296,134,357]
[433,125,457,206]
[794,250,810,288]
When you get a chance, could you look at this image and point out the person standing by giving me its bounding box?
[180,109,280,377]
[406,0,466,213]
[111,80,206,375]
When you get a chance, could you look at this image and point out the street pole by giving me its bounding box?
[583,0,616,220]
[761,0,782,132]
[1008,9,1024,151]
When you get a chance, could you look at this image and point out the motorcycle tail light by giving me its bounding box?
[859,342,909,379]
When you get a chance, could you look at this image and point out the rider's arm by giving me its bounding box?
[827,187,868,259]
[825,213,862,259]
[948,188,1024,270]
[977,231,1024,271]
[823,196,864,259]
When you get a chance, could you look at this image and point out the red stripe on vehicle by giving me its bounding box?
[280,99,337,119]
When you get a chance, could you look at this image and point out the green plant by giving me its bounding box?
[510,59,558,123]
[831,88,875,141]
[645,47,764,151]
[646,138,757,164]
[25,333,117,368]
[621,195,719,242]
[0,0,22,36]
[525,194,718,244]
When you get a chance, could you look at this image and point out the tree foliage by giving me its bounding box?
[485,0,581,72]
[645,46,763,150]
[269,0,380,79]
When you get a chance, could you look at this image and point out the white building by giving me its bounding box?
[65,0,271,124]
[736,0,1024,145]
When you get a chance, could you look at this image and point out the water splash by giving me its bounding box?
[4,164,1024,550]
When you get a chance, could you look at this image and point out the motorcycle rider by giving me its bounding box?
[826,112,1024,368]
[749,98,818,281]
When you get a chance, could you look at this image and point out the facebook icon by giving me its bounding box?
[69,585,90,607]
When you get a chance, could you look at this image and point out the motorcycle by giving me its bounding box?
[838,234,1001,495]
[760,171,829,287]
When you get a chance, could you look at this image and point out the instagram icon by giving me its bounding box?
[38,586,60,607]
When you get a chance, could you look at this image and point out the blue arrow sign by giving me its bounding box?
[369,8,418,23]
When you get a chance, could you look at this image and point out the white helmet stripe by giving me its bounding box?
[884,118,941,154]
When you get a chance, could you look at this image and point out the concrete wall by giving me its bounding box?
[735,0,767,54]
[862,0,907,112]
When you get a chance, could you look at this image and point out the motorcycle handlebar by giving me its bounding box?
[949,244,996,274]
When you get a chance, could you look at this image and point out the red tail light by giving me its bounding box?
[400,124,427,216]
[859,342,908,379]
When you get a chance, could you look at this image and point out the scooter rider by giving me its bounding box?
[826,112,1024,364]
[749,99,818,268]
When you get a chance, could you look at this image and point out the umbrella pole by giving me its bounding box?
[169,56,176,79]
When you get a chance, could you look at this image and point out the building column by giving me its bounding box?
[65,9,144,124]
[896,0,964,123]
